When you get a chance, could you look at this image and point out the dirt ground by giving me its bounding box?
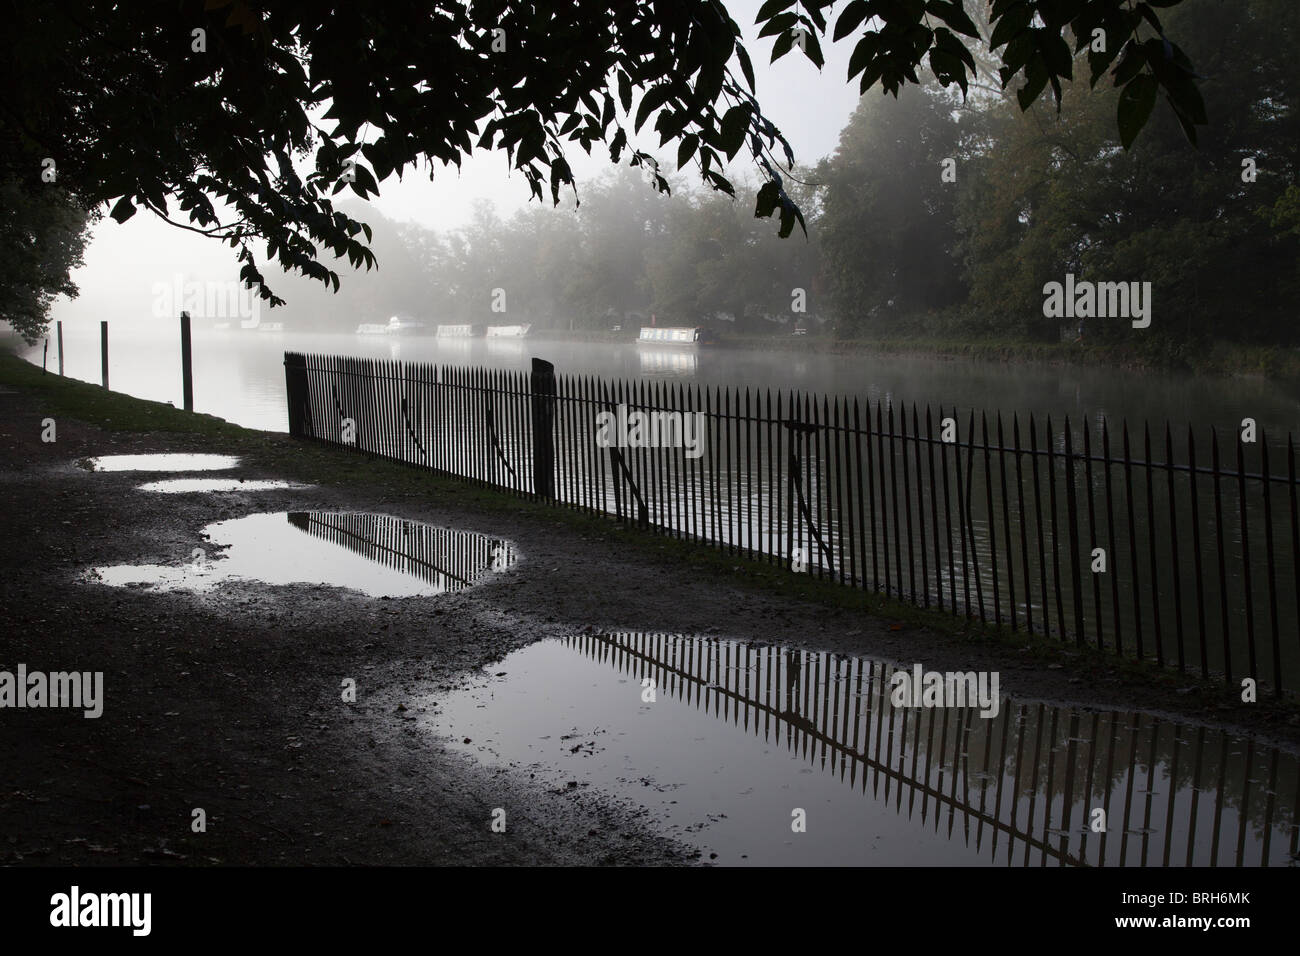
[1,380,1297,866]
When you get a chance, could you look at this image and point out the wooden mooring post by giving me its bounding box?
[180,311,193,411]
[100,321,108,389]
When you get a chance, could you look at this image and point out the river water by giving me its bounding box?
[23,325,1300,438]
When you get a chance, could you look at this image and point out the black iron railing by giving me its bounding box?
[285,351,1300,695]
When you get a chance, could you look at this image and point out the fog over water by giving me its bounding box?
[23,326,1300,439]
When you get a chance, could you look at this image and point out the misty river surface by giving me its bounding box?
[25,325,1300,438]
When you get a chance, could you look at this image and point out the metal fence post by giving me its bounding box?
[530,357,556,501]
[283,352,310,437]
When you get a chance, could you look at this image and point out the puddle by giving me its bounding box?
[424,633,1300,867]
[81,453,241,472]
[137,479,304,493]
[90,511,516,597]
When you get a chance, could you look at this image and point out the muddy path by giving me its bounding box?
[1,381,1296,866]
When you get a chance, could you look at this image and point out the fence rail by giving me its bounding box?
[284,351,1300,694]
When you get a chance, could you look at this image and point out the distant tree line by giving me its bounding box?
[270,170,822,335]
[279,0,1296,353]
[818,0,1299,353]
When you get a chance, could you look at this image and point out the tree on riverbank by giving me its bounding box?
[818,82,967,336]
[819,0,1300,348]
[0,180,94,344]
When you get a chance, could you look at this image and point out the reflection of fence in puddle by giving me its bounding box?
[563,631,1299,867]
[286,512,514,594]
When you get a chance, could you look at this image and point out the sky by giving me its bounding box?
[48,0,864,332]
[361,0,862,230]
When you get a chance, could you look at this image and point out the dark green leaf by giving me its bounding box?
[1112,41,1147,86]
[847,33,881,82]
[770,27,796,63]
[735,45,756,92]
[926,0,980,39]
[109,195,135,223]
[833,0,871,42]
[756,0,798,23]
[758,12,799,40]
[1117,73,1158,149]
[800,28,825,69]
[617,70,632,113]
[719,104,752,159]
[635,84,673,134]
[1016,60,1049,110]
[989,2,1032,50]
[677,133,699,170]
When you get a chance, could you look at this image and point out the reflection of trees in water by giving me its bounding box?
[563,632,1298,867]
[286,511,513,594]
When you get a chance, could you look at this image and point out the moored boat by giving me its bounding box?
[485,323,532,338]
[436,323,482,338]
[357,316,426,335]
[636,326,713,348]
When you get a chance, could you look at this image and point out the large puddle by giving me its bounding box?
[90,511,516,597]
[81,453,241,472]
[424,633,1300,866]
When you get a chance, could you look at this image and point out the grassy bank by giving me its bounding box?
[4,347,1296,718]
